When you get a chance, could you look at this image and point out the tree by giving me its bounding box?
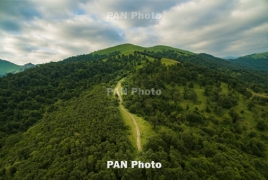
[256,119,268,131]
[229,109,240,123]
[248,101,255,111]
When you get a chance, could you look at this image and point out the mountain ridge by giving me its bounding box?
[228,51,268,71]
[92,43,195,56]
[0,59,35,77]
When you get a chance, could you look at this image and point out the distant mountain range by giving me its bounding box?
[222,56,239,60]
[0,59,35,77]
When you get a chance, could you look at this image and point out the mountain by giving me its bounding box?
[63,44,268,86]
[60,43,194,64]
[229,52,268,71]
[92,43,194,56]
[0,60,20,76]
[222,56,239,60]
[0,44,268,179]
[0,59,35,77]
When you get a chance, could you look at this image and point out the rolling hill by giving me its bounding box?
[61,44,268,88]
[0,60,21,76]
[229,52,268,71]
[92,43,194,56]
[0,59,35,77]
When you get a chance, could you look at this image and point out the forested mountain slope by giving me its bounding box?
[122,59,268,179]
[0,44,268,179]
[229,52,268,71]
[0,86,134,179]
[58,43,268,89]
[133,49,268,92]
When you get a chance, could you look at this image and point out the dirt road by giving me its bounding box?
[115,79,142,151]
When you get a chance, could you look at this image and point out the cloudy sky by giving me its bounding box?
[0,0,267,65]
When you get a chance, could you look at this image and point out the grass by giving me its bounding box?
[130,113,156,148]
[147,45,194,55]
[118,105,156,155]
[115,78,156,154]
[138,56,178,68]
[161,58,179,66]
[118,106,138,152]
[92,43,194,56]
[93,44,144,56]
[165,81,258,133]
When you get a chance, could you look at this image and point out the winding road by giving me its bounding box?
[115,79,142,151]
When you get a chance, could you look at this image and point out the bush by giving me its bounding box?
[256,119,268,131]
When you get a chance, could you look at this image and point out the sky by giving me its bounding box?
[0,0,268,65]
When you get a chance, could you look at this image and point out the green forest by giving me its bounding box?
[0,45,268,179]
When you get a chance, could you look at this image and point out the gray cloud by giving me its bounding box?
[153,0,268,57]
[0,0,267,64]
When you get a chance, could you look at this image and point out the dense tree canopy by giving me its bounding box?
[0,49,268,179]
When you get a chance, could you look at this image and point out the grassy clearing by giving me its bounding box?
[118,106,138,152]
[166,82,258,133]
[161,58,179,65]
[115,78,156,154]
[93,44,144,56]
[146,45,194,55]
[130,113,156,148]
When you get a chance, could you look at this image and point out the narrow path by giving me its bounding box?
[115,79,142,151]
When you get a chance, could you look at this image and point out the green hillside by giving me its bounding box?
[0,60,20,76]
[92,43,194,56]
[140,50,268,90]
[0,44,268,179]
[0,86,134,179]
[0,60,35,77]
[251,52,268,59]
[230,51,268,71]
[63,43,268,88]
